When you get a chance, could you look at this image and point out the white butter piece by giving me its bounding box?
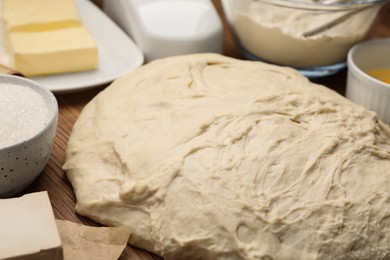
[0,191,63,260]
[9,27,98,76]
[2,0,81,33]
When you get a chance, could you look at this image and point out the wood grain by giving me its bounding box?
[22,1,390,259]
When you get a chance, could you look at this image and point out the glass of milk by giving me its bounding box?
[222,0,386,78]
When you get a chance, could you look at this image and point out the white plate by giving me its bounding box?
[0,0,144,94]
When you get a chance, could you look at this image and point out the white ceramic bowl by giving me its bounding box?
[346,37,390,124]
[0,75,58,197]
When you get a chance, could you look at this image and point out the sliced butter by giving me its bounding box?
[0,191,63,260]
[9,27,98,76]
[2,0,81,33]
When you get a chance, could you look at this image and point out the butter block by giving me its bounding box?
[9,27,98,76]
[0,191,63,260]
[2,0,81,33]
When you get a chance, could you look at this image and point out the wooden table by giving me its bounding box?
[24,1,390,259]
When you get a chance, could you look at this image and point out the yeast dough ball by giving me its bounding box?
[64,54,390,260]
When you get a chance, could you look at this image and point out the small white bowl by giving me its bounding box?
[0,75,58,197]
[346,37,390,123]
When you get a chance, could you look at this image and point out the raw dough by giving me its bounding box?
[64,54,390,260]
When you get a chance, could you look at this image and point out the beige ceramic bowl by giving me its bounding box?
[346,37,390,124]
[0,75,58,197]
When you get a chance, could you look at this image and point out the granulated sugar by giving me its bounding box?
[0,83,50,149]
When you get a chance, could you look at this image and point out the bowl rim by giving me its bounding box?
[0,75,58,151]
[251,0,386,10]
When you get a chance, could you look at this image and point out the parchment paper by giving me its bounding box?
[56,219,130,260]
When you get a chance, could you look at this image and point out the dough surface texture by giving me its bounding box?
[64,54,390,260]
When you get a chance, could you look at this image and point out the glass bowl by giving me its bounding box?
[222,0,387,78]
